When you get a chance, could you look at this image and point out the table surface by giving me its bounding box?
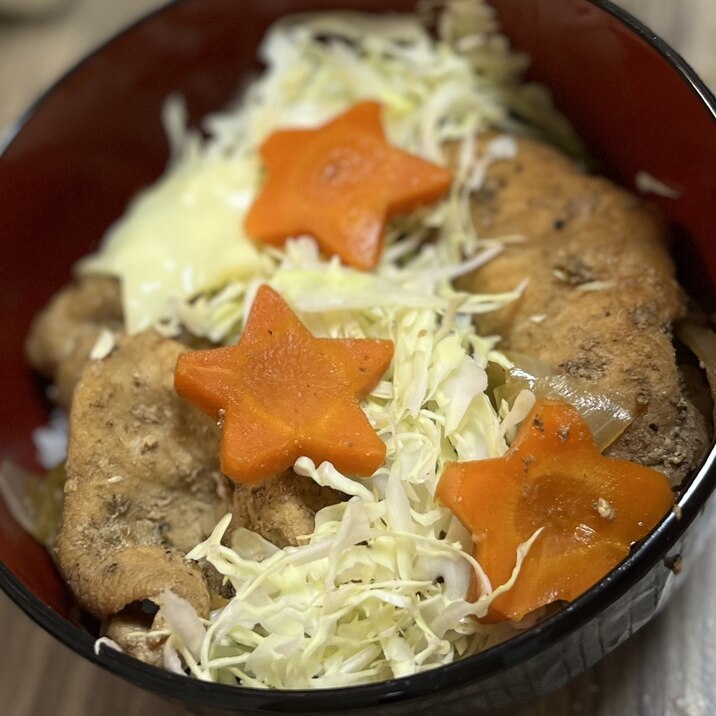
[1,1,715,715]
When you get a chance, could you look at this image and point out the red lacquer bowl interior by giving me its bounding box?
[0,0,714,708]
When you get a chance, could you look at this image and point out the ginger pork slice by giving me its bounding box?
[56,330,230,634]
[231,472,344,548]
[26,276,123,408]
[460,135,710,484]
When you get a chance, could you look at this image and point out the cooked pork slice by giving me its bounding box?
[231,472,344,548]
[461,135,710,484]
[104,608,165,668]
[26,276,123,408]
[57,330,231,653]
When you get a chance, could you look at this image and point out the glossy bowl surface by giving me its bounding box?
[0,1,715,714]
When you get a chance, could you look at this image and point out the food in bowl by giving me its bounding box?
[16,0,713,690]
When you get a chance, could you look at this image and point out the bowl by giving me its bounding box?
[1,1,715,714]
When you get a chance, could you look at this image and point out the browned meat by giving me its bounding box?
[103,607,166,668]
[56,330,231,655]
[461,135,710,484]
[231,471,344,548]
[26,276,123,408]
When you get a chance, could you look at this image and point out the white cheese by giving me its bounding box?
[77,155,263,334]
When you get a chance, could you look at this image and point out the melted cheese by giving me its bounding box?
[78,155,263,334]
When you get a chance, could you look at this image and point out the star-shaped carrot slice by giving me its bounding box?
[244,101,453,270]
[437,399,674,623]
[174,285,393,485]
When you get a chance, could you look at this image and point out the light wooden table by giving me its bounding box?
[1,2,715,715]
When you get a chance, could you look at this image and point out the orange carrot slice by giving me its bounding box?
[174,285,393,485]
[244,101,453,270]
[437,398,675,623]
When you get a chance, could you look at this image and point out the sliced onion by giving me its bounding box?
[502,350,555,379]
[534,375,636,450]
[0,460,66,552]
[676,322,716,426]
[493,353,637,451]
[0,461,36,536]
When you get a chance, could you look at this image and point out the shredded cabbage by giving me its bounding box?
[171,259,525,686]
[78,0,577,335]
[112,0,570,689]
[159,587,207,660]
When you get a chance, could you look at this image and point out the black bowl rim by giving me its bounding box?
[1,0,715,711]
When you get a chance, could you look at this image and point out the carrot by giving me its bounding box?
[244,101,453,270]
[437,398,675,623]
[174,285,393,485]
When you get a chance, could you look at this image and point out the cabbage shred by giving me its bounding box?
[135,0,571,689]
